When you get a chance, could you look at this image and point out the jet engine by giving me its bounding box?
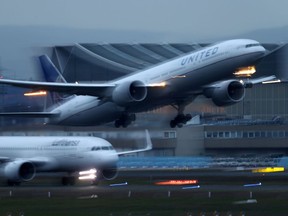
[101,165,118,180]
[4,160,36,182]
[112,81,147,106]
[206,80,245,106]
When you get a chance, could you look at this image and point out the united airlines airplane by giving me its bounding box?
[0,130,152,186]
[0,39,275,127]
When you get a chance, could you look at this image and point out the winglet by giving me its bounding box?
[144,129,153,151]
[117,130,153,155]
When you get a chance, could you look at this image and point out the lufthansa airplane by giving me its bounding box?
[0,130,152,186]
[0,39,275,128]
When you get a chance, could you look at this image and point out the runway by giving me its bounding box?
[1,169,288,215]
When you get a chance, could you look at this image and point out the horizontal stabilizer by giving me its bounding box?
[0,112,60,118]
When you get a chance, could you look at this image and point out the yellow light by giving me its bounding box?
[148,82,166,87]
[24,91,47,96]
[252,167,284,173]
[234,66,256,77]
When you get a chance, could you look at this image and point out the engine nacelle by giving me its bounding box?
[4,160,36,182]
[209,80,245,106]
[101,165,118,180]
[112,81,147,106]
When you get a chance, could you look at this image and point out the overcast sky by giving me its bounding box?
[0,0,288,40]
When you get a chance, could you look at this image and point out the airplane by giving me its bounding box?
[0,130,152,186]
[0,39,276,128]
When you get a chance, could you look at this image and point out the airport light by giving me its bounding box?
[243,182,262,187]
[182,185,200,190]
[252,167,284,173]
[24,91,47,96]
[110,182,128,187]
[155,179,198,185]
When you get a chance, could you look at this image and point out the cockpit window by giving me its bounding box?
[91,146,100,151]
[92,146,114,151]
[246,43,261,48]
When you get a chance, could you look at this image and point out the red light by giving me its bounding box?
[155,179,198,185]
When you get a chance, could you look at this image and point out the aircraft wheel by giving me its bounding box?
[114,120,121,128]
[170,120,177,128]
[62,177,69,186]
[91,179,100,185]
[62,176,76,186]
[130,114,136,122]
[185,114,192,121]
[7,180,21,186]
[68,177,76,185]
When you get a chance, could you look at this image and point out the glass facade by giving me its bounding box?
[226,83,288,120]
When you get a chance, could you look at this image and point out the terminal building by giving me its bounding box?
[1,42,288,158]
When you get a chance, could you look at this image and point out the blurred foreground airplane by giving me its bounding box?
[0,130,152,186]
[0,39,276,127]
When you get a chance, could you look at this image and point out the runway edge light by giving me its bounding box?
[252,167,284,173]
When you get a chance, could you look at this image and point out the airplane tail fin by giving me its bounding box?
[39,55,67,83]
[39,55,71,105]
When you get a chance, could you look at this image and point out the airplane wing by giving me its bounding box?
[206,75,277,89]
[0,157,11,163]
[117,130,152,155]
[0,79,115,97]
[244,75,277,86]
[29,157,55,167]
[0,157,52,167]
[0,112,60,118]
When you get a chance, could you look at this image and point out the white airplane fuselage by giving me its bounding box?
[48,39,266,126]
[0,136,119,183]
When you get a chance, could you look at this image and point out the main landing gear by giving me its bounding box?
[170,113,192,128]
[62,176,76,186]
[114,113,136,128]
[170,104,192,128]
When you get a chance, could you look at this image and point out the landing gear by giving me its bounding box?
[170,103,192,128]
[114,113,136,128]
[91,179,100,185]
[7,180,21,186]
[170,114,192,128]
[62,176,76,186]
